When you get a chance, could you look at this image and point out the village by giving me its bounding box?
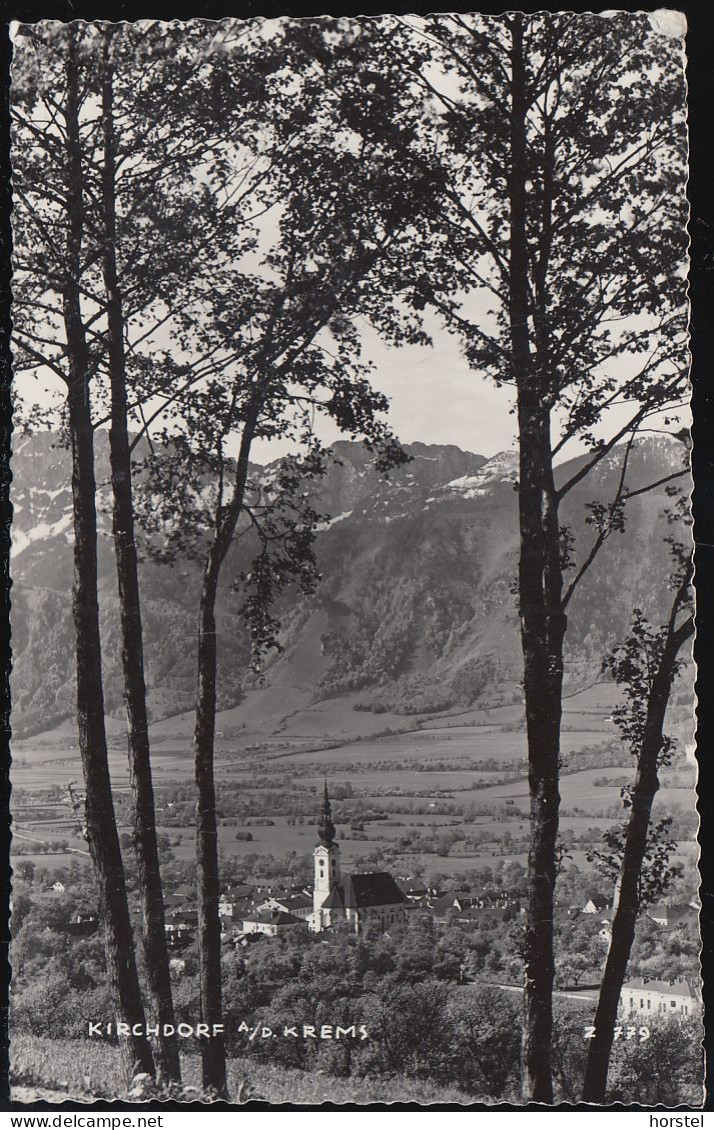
[37,785,700,1024]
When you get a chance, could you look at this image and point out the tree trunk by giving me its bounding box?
[100,35,181,1086]
[507,13,565,1103]
[67,385,155,1084]
[193,409,259,1098]
[62,27,154,1083]
[518,400,566,1104]
[581,612,694,1103]
[194,562,227,1097]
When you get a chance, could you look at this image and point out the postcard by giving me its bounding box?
[7,10,701,1106]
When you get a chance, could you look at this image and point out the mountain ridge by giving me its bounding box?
[10,432,690,737]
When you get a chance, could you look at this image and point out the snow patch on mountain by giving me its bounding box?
[429,450,519,501]
[12,511,73,556]
[318,510,353,531]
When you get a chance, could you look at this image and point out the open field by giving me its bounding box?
[10,852,89,871]
[267,727,615,768]
[10,682,697,880]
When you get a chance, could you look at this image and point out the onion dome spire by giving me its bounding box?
[318,779,336,845]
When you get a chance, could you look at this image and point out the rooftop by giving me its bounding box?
[649,903,698,921]
[623,979,696,998]
[282,894,313,910]
[585,895,611,909]
[343,873,407,909]
[322,885,346,911]
[243,909,304,926]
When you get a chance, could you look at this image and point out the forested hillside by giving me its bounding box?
[10,432,689,735]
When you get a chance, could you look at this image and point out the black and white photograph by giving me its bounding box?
[6,10,701,1107]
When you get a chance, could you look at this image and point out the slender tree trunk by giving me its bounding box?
[100,35,181,1086]
[582,611,694,1103]
[194,562,227,1096]
[507,14,565,1102]
[62,25,154,1083]
[193,410,259,1098]
[518,401,566,1104]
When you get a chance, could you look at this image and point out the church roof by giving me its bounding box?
[321,885,346,910]
[343,873,407,909]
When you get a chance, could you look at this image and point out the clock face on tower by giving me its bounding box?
[315,843,340,886]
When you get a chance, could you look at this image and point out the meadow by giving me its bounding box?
[10,1034,475,1105]
[10,682,697,881]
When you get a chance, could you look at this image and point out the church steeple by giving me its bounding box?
[313,779,340,923]
[318,779,336,845]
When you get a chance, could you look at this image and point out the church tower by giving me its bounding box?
[313,780,340,917]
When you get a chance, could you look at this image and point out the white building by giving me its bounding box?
[258,893,313,921]
[583,894,611,914]
[619,978,698,1019]
[218,894,235,917]
[240,909,307,937]
[309,783,408,934]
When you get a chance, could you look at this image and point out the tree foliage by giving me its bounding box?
[355,12,689,1099]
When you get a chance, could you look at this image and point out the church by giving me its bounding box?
[309,782,408,934]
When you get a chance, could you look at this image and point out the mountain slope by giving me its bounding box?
[9,432,690,736]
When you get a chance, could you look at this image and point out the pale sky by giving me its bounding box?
[11,11,687,468]
[363,321,516,455]
[16,314,687,469]
[250,313,517,464]
[13,314,517,464]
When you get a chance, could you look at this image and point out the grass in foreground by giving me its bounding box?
[10,1034,474,1105]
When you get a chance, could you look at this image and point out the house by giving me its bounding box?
[309,783,409,935]
[453,906,508,927]
[172,886,194,901]
[176,911,198,928]
[164,921,194,949]
[648,903,699,930]
[241,909,307,937]
[233,884,256,899]
[66,911,99,937]
[397,880,428,902]
[554,907,582,925]
[230,897,258,921]
[430,892,473,918]
[252,878,294,897]
[583,894,611,914]
[163,894,187,915]
[258,893,313,921]
[620,978,698,1018]
[218,894,236,917]
[405,896,432,915]
[50,881,65,894]
[596,912,615,943]
[469,889,501,909]
[221,883,255,902]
